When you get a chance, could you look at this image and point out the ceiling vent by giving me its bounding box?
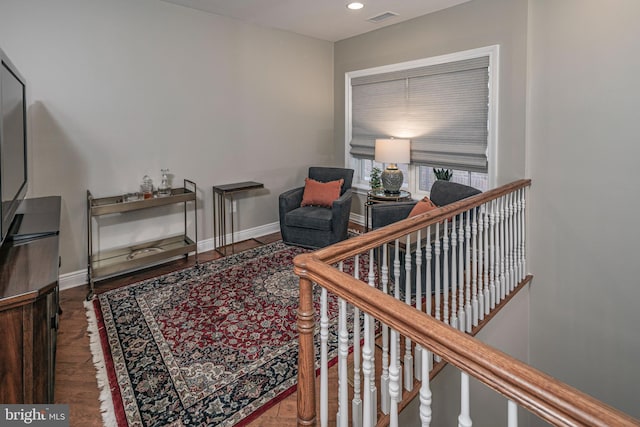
[367,11,399,23]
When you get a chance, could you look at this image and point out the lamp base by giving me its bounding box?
[381,165,403,194]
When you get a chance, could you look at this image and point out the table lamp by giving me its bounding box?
[375,138,410,194]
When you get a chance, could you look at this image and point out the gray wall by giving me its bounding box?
[334,0,529,216]
[336,0,640,421]
[0,0,334,275]
[527,0,640,420]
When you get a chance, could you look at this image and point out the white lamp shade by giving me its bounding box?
[374,139,410,164]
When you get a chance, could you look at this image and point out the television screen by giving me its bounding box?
[0,49,28,245]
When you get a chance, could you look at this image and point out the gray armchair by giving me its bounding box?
[371,180,482,295]
[371,180,482,230]
[279,167,354,249]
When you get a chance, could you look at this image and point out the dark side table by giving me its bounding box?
[364,189,412,232]
[212,181,264,255]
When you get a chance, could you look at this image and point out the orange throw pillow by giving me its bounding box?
[408,196,437,218]
[301,178,344,207]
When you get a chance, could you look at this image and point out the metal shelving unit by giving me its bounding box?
[86,179,197,300]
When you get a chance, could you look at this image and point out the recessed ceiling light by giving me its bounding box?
[347,2,364,10]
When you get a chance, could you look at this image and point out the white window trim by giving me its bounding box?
[344,45,500,196]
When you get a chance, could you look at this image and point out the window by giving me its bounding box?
[345,46,498,195]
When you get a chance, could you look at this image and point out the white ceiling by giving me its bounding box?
[159,0,472,42]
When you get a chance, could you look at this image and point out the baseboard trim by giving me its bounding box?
[58,216,364,292]
[59,221,283,291]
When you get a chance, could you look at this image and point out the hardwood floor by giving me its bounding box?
[53,230,328,426]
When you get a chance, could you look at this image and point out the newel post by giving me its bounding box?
[297,272,317,426]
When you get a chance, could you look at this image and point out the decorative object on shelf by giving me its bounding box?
[158,169,172,197]
[126,247,163,260]
[124,192,141,202]
[141,175,154,199]
[369,167,382,190]
[434,168,453,181]
[375,138,410,194]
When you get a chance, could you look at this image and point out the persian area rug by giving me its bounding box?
[85,241,369,427]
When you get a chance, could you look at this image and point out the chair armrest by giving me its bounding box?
[370,201,417,229]
[279,187,304,214]
[331,189,353,227]
[331,190,352,212]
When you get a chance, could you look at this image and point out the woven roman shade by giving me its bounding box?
[349,56,490,172]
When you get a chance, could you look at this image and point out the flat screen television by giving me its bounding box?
[0,47,28,247]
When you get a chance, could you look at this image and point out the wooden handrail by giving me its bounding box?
[295,257,639,426]
[313,179,531,265]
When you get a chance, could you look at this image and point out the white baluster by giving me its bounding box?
[389,327,400,427]
[404,235,413,391]
[338,296,348,427]
[517,189,524,283]
[419,348,432,427]
[483,204,490,316]
[465,210,472,333]
[367,249,377,425]
[443,219,450,326]
[503,193,511,296]
[425,228,433,371]
[426,226,432,318]
[511,192,517,290]
[458,372,472,427]
[320,286,329,427]
[380,246,390,415]
[521,189,527,279]
[458,214,466,332]
[508,400,518,427]
[499,196,506,301]
[434,222,441,322]
[362,250,376,426]
[434,223,442,363]
[414,230,423,381]
[471,207,479,327]
[352,256,362,427]
[512,191,517,290]
[507,192,515,293]
[477,207,485,320]
[450,216,459,329]
[393,240,403,392]
[502,194,510,297]
[489,200,497,310]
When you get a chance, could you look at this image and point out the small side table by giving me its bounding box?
[364,189,412,232]
[212,181,264,255]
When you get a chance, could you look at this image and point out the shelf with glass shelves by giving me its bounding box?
[86,179,197,300]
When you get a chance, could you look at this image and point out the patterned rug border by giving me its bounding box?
[85,298,122,426]
[84,240,361,426]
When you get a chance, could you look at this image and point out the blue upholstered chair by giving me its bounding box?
[279,167,354,249]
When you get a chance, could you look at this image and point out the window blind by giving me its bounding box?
[349,56,490,172]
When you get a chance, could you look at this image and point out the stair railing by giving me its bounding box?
[295,179,639,427]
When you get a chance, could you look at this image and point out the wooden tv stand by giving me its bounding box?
[0,196,61,403]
